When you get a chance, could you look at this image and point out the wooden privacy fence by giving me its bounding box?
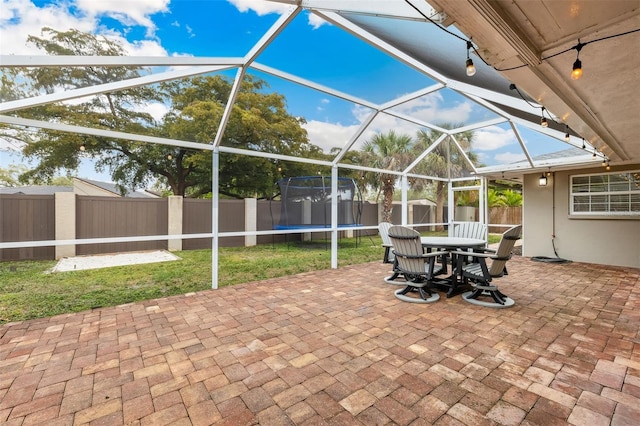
[77,197,168,255]
[488,207,523,233]
[0,195,55,261]
[0,194,521,261]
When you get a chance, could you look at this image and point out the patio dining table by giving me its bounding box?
[421,236,486,297]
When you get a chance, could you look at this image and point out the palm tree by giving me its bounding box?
[487,188,507,207]
[501,189,522,206]
[414,126,478,230]
[360,130,414,222]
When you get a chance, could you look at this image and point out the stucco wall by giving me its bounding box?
[523,165,640,268]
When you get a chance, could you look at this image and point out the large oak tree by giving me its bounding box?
[2,28,327,198]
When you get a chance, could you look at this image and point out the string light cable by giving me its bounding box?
[402,0,639,74]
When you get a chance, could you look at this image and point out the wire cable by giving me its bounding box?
[402,0,639,74]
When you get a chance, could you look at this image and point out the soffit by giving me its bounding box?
[427,0,640,164]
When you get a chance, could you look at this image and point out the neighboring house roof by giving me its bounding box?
[0,179,158,198]
[74,178,158,198]
[0,185,72,195]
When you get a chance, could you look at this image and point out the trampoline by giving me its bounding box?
[272,176,363,232]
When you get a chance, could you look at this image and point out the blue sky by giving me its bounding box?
[0,0,567,183]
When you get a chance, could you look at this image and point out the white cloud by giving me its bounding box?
[141,102,169,122]
[227,0,292,16]
[472,126,516,151]
[0,1,167,56]
[75,0,169,36]
[308,13,328,29]
[227,0,328,29]
[394,92,474,125]
[495,152,527,163]
[304,103,426,153]
[303,120,364,153]
[0,0,95,55]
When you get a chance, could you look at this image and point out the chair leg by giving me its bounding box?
[394,284,440,304]
[462,284,515,308]
[398,285,413,296]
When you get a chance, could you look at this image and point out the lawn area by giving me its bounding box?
[0,233,503,324]
[0,237,383,323]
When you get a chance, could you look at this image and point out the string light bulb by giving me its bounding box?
[465,41,476,77]
[79,144,86,151]
[540,107,548,127]
[167,154,172,160]
[606,162,611,170]
[572,59,583,80]
[571,42,584,80]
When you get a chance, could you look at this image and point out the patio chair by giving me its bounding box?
[452,224,522,308]
[451,221,488,264]
[379,222,395,264]
[452,222,487,241]
[387,225,448,303]
[380,222,406,284]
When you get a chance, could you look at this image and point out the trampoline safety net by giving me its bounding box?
[274,176,362,229]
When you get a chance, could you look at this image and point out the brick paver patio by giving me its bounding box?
[1,256,639,425]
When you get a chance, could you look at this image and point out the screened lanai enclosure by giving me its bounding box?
[2,0,636,284]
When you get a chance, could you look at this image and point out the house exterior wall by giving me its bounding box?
[523,165,640,268]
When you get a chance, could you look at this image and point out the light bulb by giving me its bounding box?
[79,144,86,151]
[541,117,548,127]
[465,58,476,76]
[571,59,583,80]
[539,174,547,186]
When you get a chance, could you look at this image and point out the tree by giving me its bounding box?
[2,28,326,198]
[501,189,522,207]
[2,28,162,192]
[414,126,478,230]
[158,75,328,198]
[360,130,414,222]
[0,164,72,186]
[0,164,28,187]
[487,188,507,207]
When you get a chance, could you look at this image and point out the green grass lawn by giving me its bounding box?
[0,237,383,323]
[0,233,503,324]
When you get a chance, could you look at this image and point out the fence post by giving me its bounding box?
[245,197,257,247]
[167,196,183,251]
[55,192,76,259]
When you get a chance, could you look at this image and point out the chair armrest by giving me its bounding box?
[393,250,449,259]
[448,250,495,259]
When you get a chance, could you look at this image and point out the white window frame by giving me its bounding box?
[570,170,640,216]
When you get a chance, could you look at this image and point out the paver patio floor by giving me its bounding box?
[1,256,639,425]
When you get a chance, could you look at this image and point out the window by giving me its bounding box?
[570,171,640,216]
